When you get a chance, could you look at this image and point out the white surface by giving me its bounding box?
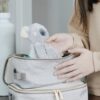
[9,0,32,53]
[0,13,15,96]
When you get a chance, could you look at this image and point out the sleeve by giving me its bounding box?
[68,0,89,49]
[69,26,89,49]
[93,52,100,72]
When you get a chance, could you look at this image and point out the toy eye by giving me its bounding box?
[40,29,46,36]
[14,69,17,73]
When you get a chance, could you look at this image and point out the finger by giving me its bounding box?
[49,42,58,47]
[68,74,84,82]
[68,48,86,54]
[47,34,58,42]
[58,70,81,79]
[55,65,77,75]
[55,59,76,70]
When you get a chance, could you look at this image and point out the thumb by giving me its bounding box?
[47,34,57,42]
[68,48,85,54]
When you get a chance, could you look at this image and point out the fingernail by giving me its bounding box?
[68,79,74,82]
[57,76,61,79]
[47,40,50,43]
[54,66,57,69]
[55,66,61,70]
[53,72,57,76]
[68,50,71,52]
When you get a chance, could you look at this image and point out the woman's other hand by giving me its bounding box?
[54,48,95,81]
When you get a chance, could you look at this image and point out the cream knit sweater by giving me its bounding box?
[69,2,100,96]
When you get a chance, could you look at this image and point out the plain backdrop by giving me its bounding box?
[32,0,74,35]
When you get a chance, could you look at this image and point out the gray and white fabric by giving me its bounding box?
[20,23,62,59]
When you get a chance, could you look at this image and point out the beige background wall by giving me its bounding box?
[32,0,74,34]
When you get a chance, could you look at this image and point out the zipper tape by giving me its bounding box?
[8,83,87,94]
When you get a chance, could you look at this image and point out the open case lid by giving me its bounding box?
[3,54,75,86]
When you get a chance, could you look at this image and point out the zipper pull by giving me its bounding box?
[58,90,64,100]
[54,90,60,100]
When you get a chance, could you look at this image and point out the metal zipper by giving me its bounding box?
[9,83,87,94]
[9,83,87,100]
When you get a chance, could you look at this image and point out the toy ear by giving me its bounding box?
[20,26,29,38]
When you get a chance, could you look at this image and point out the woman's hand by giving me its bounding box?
[47,33,73,54]
[54,48,95,81]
